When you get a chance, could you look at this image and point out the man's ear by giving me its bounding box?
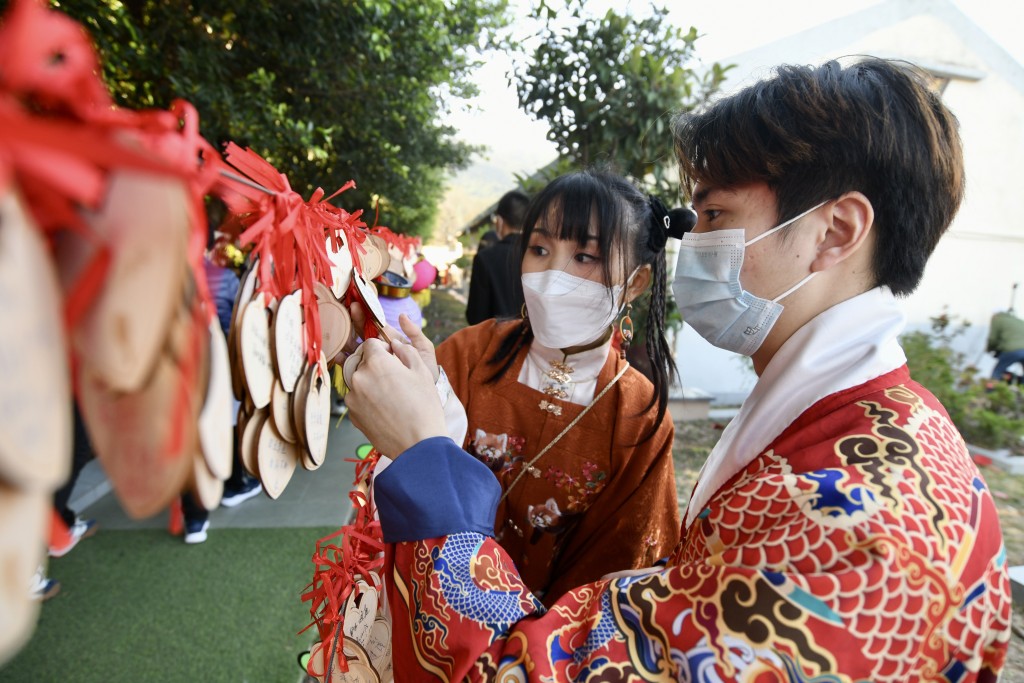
[624,264,652,304]
[812,191,874,273]
[494,216,506,239]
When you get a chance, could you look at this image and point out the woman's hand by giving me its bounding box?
[344,337,446,459]
[395,313,439,382]
[340,308,438,383]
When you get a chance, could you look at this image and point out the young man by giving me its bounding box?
[345,58,1010,681]
[465,190,530,325]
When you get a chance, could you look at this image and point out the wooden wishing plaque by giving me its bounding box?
[367,236,392,278]
[315,282,352,362]
[273,290,306,393]
[325,234,353,299]
[198,320,234,481]
[240,409,268,478]
[0,192,71,491]
[308,637,380,683]
[0,482,47,666]
[229,259,259,400]
[189,447,224,511]
[75,171,190,393]
[385,244,407,277]
[352,272,387,333]
[271,379,297,444]
[343,580,379,647]
[357,237,387,282]
[77,345,198,519]
[342,639,381,683]
[303,357,331,469]
[365,618,393,680]
[240,296,274,409]
[256,418,299,500]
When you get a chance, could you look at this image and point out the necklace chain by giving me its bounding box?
[500,363,629,503]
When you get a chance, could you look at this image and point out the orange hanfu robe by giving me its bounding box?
[436,319,680,604]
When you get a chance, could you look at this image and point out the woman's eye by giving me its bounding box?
[574,252,598,264]
[528,245,548,257]
[703,209,721,221]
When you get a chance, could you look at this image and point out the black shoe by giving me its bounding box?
[221,479,262,508]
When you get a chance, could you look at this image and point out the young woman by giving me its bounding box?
[422,170,690,604]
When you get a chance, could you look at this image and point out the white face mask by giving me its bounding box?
[522,269,627,349]
[671,202,824,356]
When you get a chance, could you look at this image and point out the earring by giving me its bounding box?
[521,303,528,320]
[619,303,634,360]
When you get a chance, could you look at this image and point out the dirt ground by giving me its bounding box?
[673,418,1024,679]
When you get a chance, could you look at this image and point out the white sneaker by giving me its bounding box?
[184,520,210,544]
[29,566,60,601]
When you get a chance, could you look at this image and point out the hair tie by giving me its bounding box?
[647,195,697,252]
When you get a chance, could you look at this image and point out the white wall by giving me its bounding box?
[676,2,1024,398]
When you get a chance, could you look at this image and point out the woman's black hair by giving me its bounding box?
[485,168,686,442]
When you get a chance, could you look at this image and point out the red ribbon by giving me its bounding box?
[217,143,376,362]
[0,0,218,330]
[300,451,386,673]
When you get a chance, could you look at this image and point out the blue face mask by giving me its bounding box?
[671,203,824,356]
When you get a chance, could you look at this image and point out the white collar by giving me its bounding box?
[525,337,611,379]
[684,287,908,527]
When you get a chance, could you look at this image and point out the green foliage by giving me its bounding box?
[902,311,1024,451]
[53,0,511,236]
[511,0,730,198]
[512,157,575,195]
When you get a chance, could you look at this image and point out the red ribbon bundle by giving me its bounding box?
[216,143,379,365]
[0,0,218,340]
[369,225,421,261]
[300,451,386,675]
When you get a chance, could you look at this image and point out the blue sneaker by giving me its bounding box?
[221,478,262,508]
[184,519,210,544]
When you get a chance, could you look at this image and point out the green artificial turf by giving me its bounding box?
[1,527,335,682]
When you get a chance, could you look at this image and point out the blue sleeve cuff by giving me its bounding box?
[375,436,500,543]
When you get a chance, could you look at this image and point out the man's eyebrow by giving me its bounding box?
[692,186,733,207]
[692,186,713,207]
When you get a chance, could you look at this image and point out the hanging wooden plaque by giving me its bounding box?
[315,282,352,362]
[303,358,331,469]
[229,259,259,400]
[0,483,47,666]
[77,347,198,519]
[256,418,298,500]
[239,296,274,409]
[198,320,234,481]
[0,192,71,491]
[270,379,297,444]
[352,272,387,332]
[74,171,190,393]
[357,238,387,282]
[367,235,392,278]
[326,234,353,299]
[273,290,306,393]
[188,448,224,511]
[240,409,267,478]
